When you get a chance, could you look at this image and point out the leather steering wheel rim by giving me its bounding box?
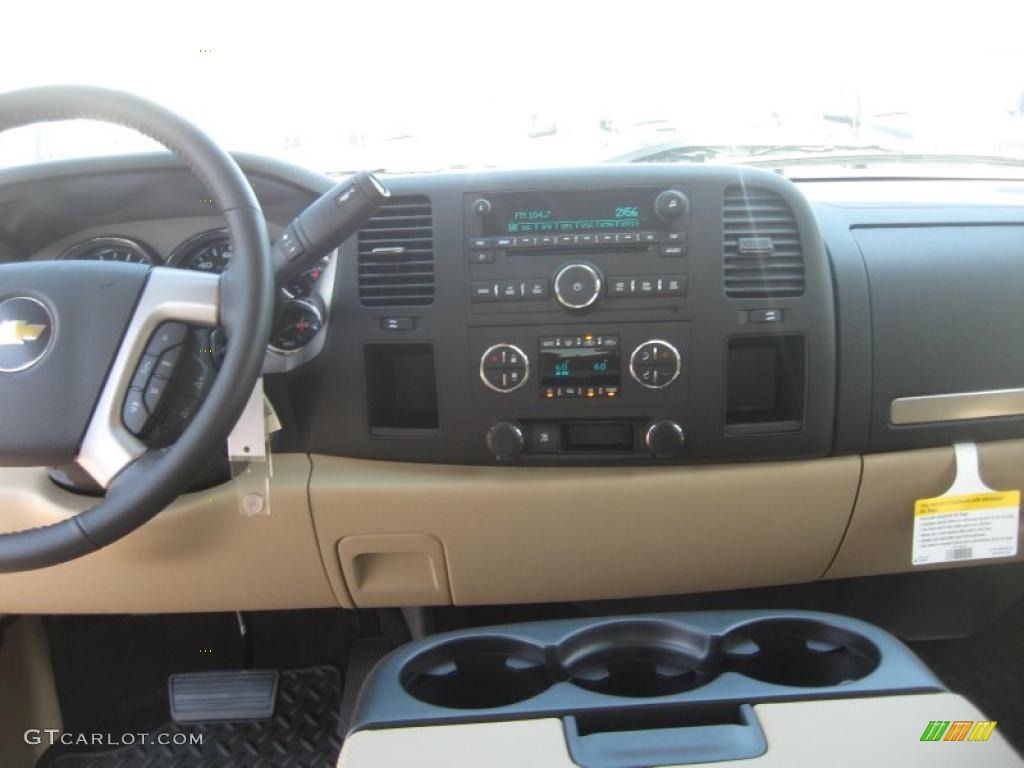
[0,85,274,572]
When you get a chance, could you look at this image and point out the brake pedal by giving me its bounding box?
[169,669,279,723]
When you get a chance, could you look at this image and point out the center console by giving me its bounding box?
[311,165,835,465]
[334,610,1022,768]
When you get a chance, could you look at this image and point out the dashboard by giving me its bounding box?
[1,154,1024,470]
[2,152,1024,612]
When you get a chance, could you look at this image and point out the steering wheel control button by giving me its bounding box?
[143,377,168,412]
[131,355,159,389]
[146,321,187,357]
[0,296,55,373]
[122,389,148,435]
[480,343,529,393]
[553,263,602,310]
[655,189,690,220]
[164,393,199,433]
[630,340,682,389]
[154,345,183,379]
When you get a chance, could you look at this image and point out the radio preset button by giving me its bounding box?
[523,279,550,299]
[606,275,686,298]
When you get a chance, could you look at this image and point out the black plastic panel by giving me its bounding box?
[856,225,1024,451]
[307,165,836,464]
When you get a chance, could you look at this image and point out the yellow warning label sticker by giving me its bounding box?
[915,491,1021,517]
[912,490,1020,566]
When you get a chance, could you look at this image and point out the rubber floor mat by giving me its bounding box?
[39,666,341,768]
[911,597,1024,755]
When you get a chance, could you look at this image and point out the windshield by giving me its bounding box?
[1,1,1022,175]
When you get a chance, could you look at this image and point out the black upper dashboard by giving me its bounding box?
[2,153,1023,466]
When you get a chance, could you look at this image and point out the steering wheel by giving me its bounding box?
[0,86,273,572]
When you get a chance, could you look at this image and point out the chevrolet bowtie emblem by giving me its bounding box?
[0,319,48,346]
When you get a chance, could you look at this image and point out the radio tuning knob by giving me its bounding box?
[655,189,689,220]
[486,421,525,461]
[645,419,685,459]
[553,263,602,310]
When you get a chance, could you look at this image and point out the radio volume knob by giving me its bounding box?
[645,420,685,459]
[553,263,602,310]
[472,198,492,216]
[487,421,525,461]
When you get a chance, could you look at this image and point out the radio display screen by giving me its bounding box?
[484,190,659,236]
[539,335,620,397]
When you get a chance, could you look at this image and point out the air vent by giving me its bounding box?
[358,196,434,307]
[723,186,804,298]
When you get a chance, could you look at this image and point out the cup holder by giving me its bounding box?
[398,617,886,712]
[722,618,881,687]
[561,620,714,698]
[400,636,551,709]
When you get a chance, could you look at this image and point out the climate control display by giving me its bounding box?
[539,334,620,399]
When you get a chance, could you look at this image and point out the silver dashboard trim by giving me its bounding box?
[890,388,1024,425]
[75,268,220,489]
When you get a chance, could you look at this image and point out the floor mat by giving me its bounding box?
[911,597,1024,754]
[39,666,342,768]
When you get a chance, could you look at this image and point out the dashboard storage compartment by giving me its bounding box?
[363,343,439,435]
[725,335,805,434]
[350,610,940,736]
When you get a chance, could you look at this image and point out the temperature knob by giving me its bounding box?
[480,343,529,393]
[629,340,681,389]
[553,263,602,310]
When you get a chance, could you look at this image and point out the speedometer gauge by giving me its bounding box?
[170,229,232,274]
[60,236,157,264]
[185,241,232,273]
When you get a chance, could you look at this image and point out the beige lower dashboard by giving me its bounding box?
[0,441,1021,613]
